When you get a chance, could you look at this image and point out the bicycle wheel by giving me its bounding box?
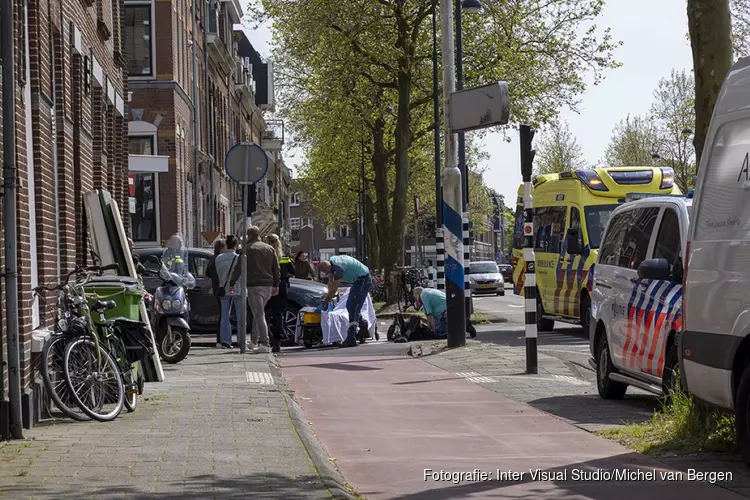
[41,334,90,421]
[123,368,138,413]
[63,337,124,422]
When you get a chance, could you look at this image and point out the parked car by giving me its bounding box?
[497,263,513,284]
[680,56,750,466]
[468,261,504,296]
[134,248,330,345]
[589,195,691,401]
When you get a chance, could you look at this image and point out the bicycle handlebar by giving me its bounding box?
[33,263,121,293]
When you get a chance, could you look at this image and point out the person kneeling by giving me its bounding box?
[395,287,476,341]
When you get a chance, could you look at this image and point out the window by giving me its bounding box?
[533,206,566,253]
[141,254,162,271]
[326,226,336,240]
[306,217,313,227]
[568,207,584,253]
[124,3,153,77]
[584,204,618,249]
[290,192,300,206]
[469,262,498,274]
[290,217,301,230]
[653,209,681,268]
[600,207,659,269]
[340,225,351,238]
[131,172,158,242]
[191,254,210,278]
[129,135,154,155]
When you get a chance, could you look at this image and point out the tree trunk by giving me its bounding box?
[371,117,390,274]
[365,193,379,269]
[687,0,734,167]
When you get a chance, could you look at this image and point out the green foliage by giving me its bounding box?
[604,114,660,167]
[599,379,736,456]
[534,119,586,175]
[731,0,750,58]
[254,0,622,272]
[649,69,696,191]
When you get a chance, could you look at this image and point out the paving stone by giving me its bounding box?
[0,347,332,499]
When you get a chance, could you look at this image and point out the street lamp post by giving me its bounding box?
[455,0,482,325]
[432,0,445,291]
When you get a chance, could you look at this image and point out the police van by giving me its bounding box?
[590,193,691,399]
[680,56,750,464]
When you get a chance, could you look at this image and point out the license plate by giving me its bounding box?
[302,312,321,324]
[480,284,494,289]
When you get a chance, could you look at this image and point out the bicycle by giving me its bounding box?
[38,264,152,422]
[397,267,428,313]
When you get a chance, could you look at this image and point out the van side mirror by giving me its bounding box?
[637,258,671,281]
[566,228,582,255]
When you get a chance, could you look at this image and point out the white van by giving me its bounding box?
[590,196,691,399]
[682,56,750,464]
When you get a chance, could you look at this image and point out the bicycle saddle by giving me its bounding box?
[92,300,117,313]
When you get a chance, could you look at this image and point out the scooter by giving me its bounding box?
[146,268,192,364]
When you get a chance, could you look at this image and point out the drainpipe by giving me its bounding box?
[191,0,200,245]
[202,0,212,239]
[49,14,61,279]
[2,0,25,439]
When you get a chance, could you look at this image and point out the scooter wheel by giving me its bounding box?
[159,326,191,364]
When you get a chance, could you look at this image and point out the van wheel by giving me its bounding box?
[536,293,554,332]
[596,334,627,400]
[735,367,750,465]
[661,343,682,401]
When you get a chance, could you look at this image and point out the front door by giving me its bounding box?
[188,253,218,329]
[614,206,659,373]
[533,206,567,316]
[562,206,587,318]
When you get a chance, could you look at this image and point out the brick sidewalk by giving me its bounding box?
[0,347,335,499]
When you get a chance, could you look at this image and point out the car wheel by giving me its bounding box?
[596,334,627,399]
[536,292,555,331]
[737,366,750,466]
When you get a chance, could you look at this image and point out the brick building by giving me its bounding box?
[125,0,277,247]
[1,0,130,436]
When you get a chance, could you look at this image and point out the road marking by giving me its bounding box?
[552,375,590,386]
[455,372,498,384]
[246,372,274,385]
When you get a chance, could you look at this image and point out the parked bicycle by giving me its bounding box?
[397,267,428,313]
[36,264,153,423]
[371,271,388,303]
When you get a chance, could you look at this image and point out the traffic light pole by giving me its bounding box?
[440,0,466,348]
[520,124,537,374]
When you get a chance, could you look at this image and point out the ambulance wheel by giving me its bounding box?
[736,367,750,466]
[580,294,592,333]
[596,334,627,400]
[536,292,555,332]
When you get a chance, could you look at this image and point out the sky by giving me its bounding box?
[242,0,695,205]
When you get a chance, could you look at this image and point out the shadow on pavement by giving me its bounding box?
[527,393,660,428]
[302,362,383,372]
[392,376,463,386]
[382,452,736,500]
[5,472,330,499]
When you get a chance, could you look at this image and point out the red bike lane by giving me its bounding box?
[279,350,744,500]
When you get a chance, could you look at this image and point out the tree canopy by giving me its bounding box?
[254,0,621,274]
[533,120,585,175]
[604,115,660,167]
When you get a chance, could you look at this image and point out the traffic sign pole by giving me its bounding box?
[224,142,269,353]
[520,125,537,374]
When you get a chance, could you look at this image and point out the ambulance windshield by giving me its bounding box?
[585,205,618,249]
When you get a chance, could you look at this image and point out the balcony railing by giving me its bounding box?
[261,119,284,152]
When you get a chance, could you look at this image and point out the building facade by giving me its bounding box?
[1,0,130,436]
[125,0,280,248]
[288,189,358,261]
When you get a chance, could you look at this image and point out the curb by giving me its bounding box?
[267,356,358,500]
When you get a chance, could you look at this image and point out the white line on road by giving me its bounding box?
[246,372,274,385]
[551,375,590,386]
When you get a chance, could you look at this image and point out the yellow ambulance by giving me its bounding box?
[511,167,681,331]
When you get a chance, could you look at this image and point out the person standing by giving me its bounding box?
[206,239,226,347]
[229,226,279,353]
[318,255,371,347]
[266,235,296,353]
[294,250,316,280]
[215,236,241,349]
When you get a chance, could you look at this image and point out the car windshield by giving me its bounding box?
[585,205,618,249]
[469,263,498,274]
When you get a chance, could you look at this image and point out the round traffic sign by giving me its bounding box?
[224,142,269,185]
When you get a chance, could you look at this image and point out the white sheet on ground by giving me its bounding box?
[322,289,376,344]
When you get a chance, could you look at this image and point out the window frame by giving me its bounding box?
[325,226,336,240]
[128,127,161,245]
[125,0,156,80]
[533,205,567,254]
[290,192,301,206]
[651,207,682,269]
[290,217,301,230]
